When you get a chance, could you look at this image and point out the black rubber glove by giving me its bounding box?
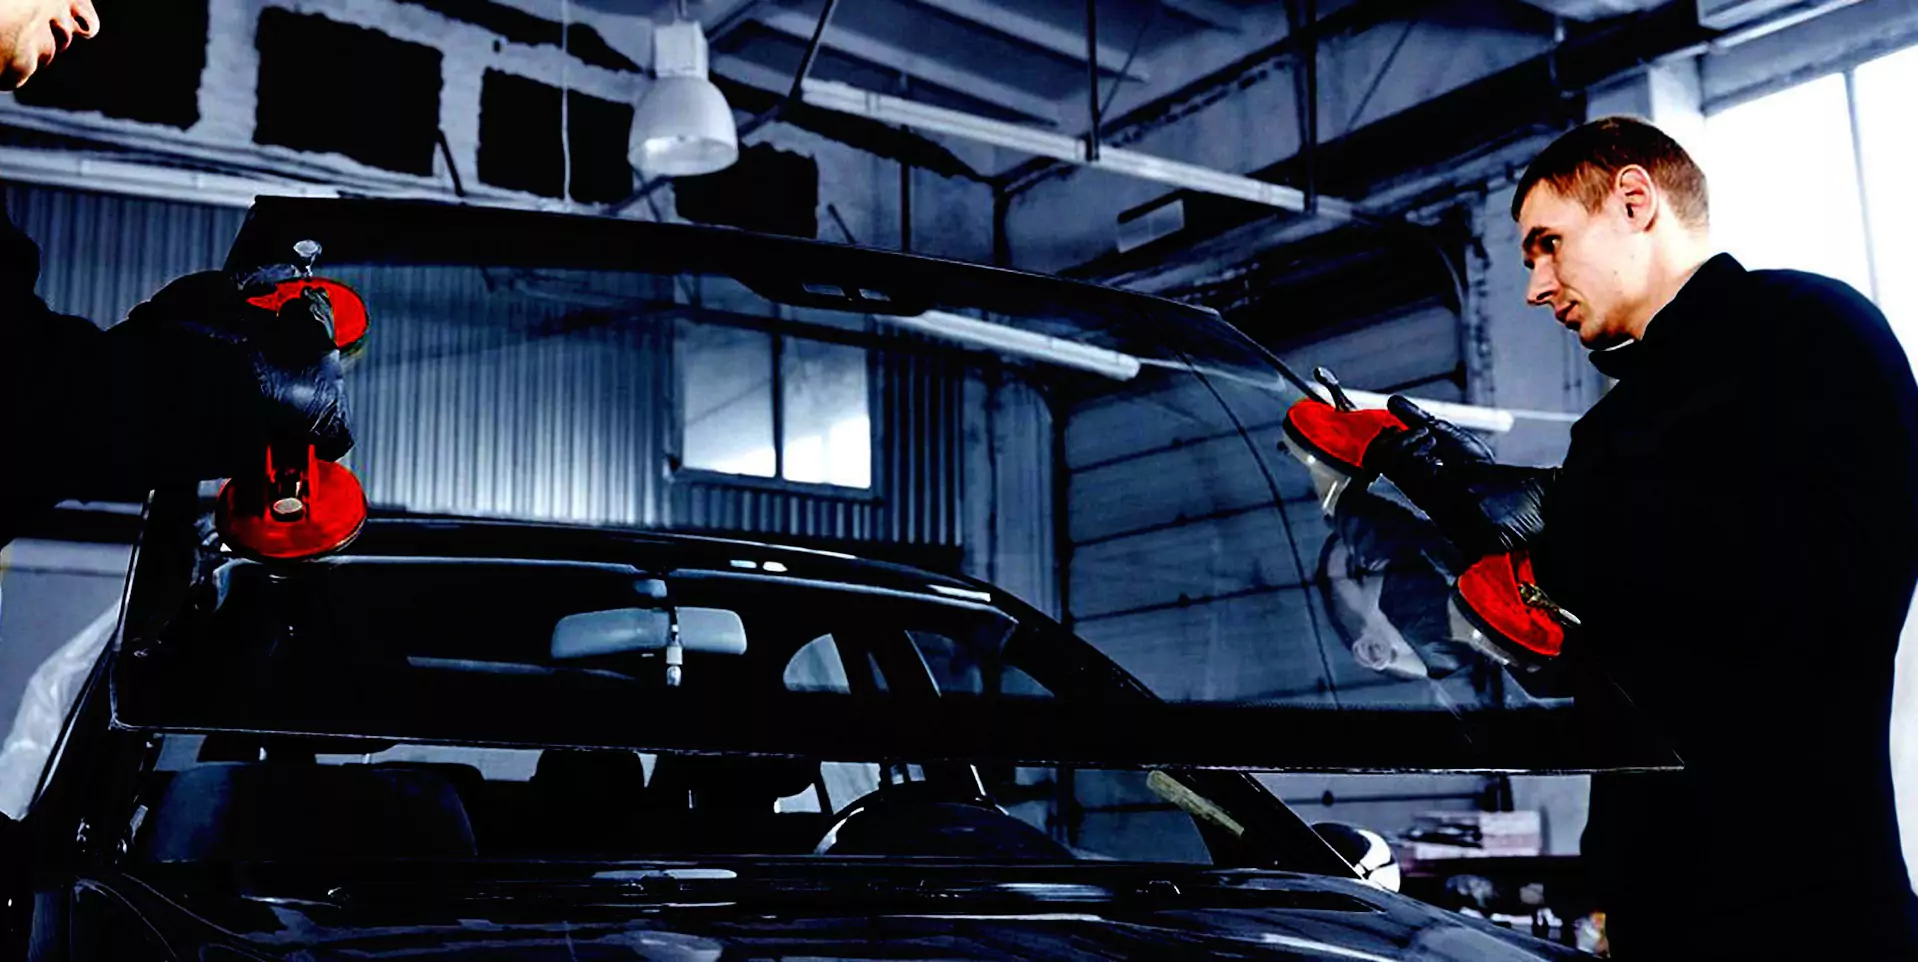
[103,269,353,479]
[1360,396,1553,560]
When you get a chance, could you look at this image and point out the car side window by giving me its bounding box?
[784,635,851,693]
[908,630,1053,698]
[767,757,880,816]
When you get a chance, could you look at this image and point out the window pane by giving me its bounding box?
[1703,74,1873,298]
[781,339,872,487]
[680,322,775,477]
[784,635,851,693]
[1856,45,1918,364]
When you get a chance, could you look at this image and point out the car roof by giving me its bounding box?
[334,516,997,602]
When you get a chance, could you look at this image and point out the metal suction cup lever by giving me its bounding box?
[1313,366,1358,412]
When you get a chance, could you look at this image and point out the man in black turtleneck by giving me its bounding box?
[1366,117,1918,958]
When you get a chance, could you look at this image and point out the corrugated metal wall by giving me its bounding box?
[339,270,972,546]
[962,370,1058,618]
[333,267,979,550]
[7,183,246,325]
[327,264,669,527]
[6,184,1042,581]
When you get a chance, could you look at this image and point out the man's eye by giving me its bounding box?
[1541,236,1559,254]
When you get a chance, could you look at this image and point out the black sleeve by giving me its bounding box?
[1769,271,1918,605]
[0,190,264,546]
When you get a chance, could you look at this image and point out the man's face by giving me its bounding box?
[1517,179,1649,350]
[0,0,98,90]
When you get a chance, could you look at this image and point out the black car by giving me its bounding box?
[1,511,1590,961]
[0,199,1637,960]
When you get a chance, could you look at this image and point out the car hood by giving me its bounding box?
[87,861,1586,961]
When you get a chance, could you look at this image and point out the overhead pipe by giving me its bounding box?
[880,307,1568,431]
[0,146,340,209]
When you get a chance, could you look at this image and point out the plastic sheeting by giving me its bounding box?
[0,602,118,819]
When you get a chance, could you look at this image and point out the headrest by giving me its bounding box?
[531,749,649,796]
[198,734,397,763]
[655,754,819,803]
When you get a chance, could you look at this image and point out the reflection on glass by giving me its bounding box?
[1856,45,1918,366]
[1703,74,1874,298]
[782,338,872,488]
[681,322,775,477]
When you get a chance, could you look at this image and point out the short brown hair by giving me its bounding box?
[1511,116,1709,228]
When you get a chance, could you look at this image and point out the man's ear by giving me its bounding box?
[1614,165,1657,230]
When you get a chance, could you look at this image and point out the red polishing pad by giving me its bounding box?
[1282,398,1407,475]
[216,447,368,562]
[245,277,369,354]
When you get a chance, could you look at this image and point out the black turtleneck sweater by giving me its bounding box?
[1535,253,1918,958]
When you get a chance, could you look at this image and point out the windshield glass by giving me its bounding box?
[117,201,1657,780]
[132,733,1254,866]
[323,255,1530,712]
[115,545,1349,870]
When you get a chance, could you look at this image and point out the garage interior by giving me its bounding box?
[0,0,1914,954]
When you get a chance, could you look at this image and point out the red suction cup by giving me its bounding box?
[216,445,368,561]
[1282,397,1408,475]
[1452,551,1577,662]
[245,277,370,354]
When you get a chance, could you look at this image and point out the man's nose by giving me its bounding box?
[1525,265,1556,308]
[69,1,99,39]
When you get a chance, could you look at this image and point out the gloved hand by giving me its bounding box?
[103,268,353,479]
[1360,396,1552,560]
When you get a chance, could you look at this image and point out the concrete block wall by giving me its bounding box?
[1,0,1002,258]
[206,0,649,194]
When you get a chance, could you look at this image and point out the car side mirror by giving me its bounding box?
[1313,821,1401,893]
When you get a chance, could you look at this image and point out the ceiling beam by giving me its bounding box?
[713,55,985,179]
[802,79,1356,216]
[997,0,1422,194]
[1071,1,1736,288]
[753,7,1063,124]
[902,0,1149,80]
[703,0,770,41]
[1162,0,1244,32]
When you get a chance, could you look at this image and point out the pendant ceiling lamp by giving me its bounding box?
[630,8,738,178]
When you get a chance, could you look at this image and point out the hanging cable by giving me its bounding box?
[1099,1,1160,119]
[560,0,573,204]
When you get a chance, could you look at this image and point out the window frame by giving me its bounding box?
[670,321,882,498]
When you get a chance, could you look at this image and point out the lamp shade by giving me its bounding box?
[630,76,739,177]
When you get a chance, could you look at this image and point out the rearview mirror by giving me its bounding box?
[551,607,748,661]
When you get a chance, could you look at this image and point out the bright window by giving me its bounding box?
[780,339,873,488]
[680,323,777,478]
[678,321,873,489]
[1855,44,1918,354]
[1703,43,1918,366]
[1703,74,1873,298]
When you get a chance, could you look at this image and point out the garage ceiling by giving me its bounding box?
[573,0,1324,178]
